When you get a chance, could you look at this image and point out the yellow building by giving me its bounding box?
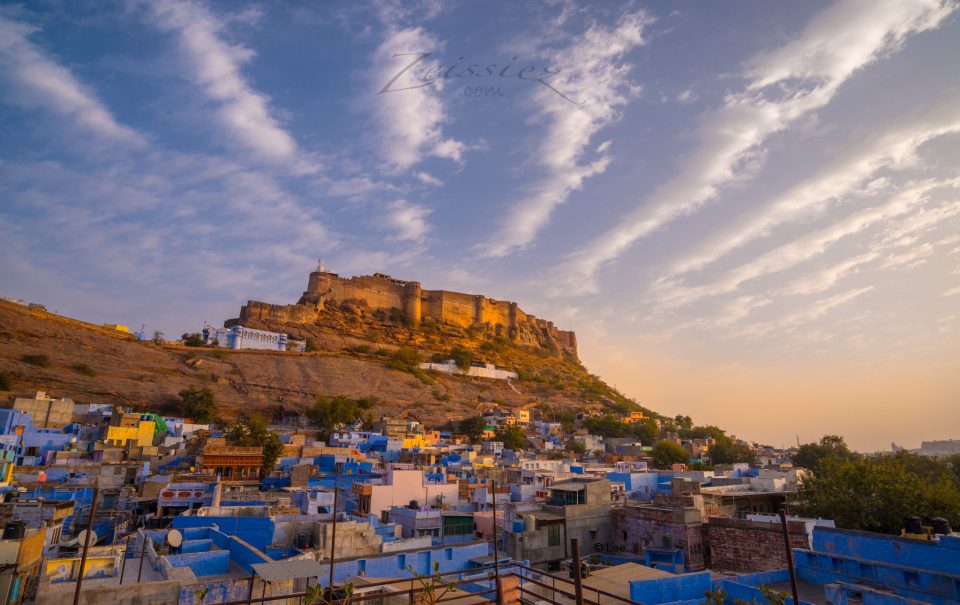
[101,323,130,333]
[514,410,530,424]
[105,420,155,447]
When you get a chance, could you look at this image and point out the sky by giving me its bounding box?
[1,0,958,452]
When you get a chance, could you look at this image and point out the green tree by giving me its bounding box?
[793,435,856,470]
[584,415,632,438]
[458,416,486,443]
[182,332,204,347]
[308,395,373,435]
[449,347,474,371]
[494,425,527,450]
[633,417,661,444]
[225,415,283,477]
[179,386,217,423]
[674,415,693,431]
[708,440,756,465]
[651,440,690,469]
[795,452,960,534]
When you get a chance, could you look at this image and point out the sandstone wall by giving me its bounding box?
[706,517,808,573]
[234,270,578,358]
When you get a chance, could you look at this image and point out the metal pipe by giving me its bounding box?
[72,483,99,605]
[137,535,147,582]
[119,535,131,584]
[779,508,801,605]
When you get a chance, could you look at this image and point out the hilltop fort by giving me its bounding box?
[227,261,578,358]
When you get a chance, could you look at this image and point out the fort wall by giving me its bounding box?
[232,270,577,358]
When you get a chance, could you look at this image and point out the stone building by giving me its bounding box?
[705,516,809,573]
[229,262,578,358]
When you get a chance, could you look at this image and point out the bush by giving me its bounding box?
[71,363,96,377]
[0,372,11,391]
[21,354,50,367]
[449,347,474,371]
[350,344,372,354]
[179,385,217,423]
[210,349,230,360]
[181,333,204,347]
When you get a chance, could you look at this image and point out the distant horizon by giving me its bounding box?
[1,1,957,453]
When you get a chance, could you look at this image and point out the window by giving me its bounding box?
[547,524,561,547]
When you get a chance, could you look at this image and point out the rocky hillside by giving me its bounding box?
[0,299,648,424]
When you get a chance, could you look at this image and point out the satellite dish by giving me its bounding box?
[77,530,97,546]
[167,529,183,548]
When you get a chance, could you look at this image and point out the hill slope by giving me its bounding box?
[0,300,647,424]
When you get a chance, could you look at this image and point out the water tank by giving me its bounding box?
[932,517,952,535]
[524,515,537,532]
[904,516,923,534]
[512,520,525,533]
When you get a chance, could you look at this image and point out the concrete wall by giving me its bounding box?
[35,580,181,605]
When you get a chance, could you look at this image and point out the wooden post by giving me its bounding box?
[246,573,255,605]
[570,538,584,605]
[779,508,801,605]
[72,484,99,605]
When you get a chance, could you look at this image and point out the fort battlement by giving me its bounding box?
[228,265,577,358]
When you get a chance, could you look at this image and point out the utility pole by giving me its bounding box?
[73,483,99,605]
[570,538,584,605]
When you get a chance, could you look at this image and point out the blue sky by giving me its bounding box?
[2,0,958,450]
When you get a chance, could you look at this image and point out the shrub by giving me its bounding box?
[181,333,204,347]
[210,349,230,360]
[71,363,96,377]
[179,385,217,423]
[21,354,50,367]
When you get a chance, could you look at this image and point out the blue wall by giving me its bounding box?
[629,571,712,604]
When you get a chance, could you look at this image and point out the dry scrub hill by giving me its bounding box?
[0,299,647,424]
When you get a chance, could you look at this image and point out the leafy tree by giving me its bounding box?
[708,440,756,465]
[793,435,856,470]
[458,415,486,443]
[795,452,960,534]
[494,425,527,451]
[584,415,634,438]
[651,440,690,469]
[179,386,217,423]
[225,415,283,477]
[152,330,164,344]
[566,439,587,455]
[633,417,661,444]
[449,347,474,371]
[309,395,373,435]
[182,332,204,347]
[674,415,693,431]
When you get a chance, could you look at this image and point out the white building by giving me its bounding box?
[354,468,460,519]
[419,360,518,380]
[201,324,304,352]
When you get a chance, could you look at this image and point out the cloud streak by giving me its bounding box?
[148,0,303,164]
[0,15,145,145]
[482,11,650,257]
[560,0,957,291]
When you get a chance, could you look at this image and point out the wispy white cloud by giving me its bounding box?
[148,0,305,166]
[666,112,960,278]
[482,11,649,257]
[561,0,957,291]
[652,179,960,308]
[0,15,145,145]
[739,286,875,338]
[368,27,465,172]
[379,199,432,241]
